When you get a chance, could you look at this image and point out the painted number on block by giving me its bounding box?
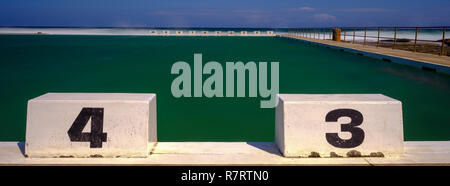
[325,109,364,148]
[67,108,107,148]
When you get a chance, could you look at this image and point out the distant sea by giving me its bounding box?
[0,27,447,42]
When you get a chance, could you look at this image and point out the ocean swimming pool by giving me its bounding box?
[0,35,449,142]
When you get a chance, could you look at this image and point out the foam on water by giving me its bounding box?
[1,27,446,42]
[0,27,278,36]
[0,27,151,35]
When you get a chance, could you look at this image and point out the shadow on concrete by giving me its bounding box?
[246,142,283,157]
[17,142,26,157]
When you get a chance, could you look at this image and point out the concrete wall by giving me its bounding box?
[25,93,157,158]
[145,30,275,37]
[276,94,404,157]
[281,35,450,75]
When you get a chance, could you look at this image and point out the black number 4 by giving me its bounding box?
[68,108,107,148]
[325,109,364,148]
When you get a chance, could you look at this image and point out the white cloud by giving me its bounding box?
[333,8,396,12]
[312,14,336,22]
[292,7,315,11]
[152,10,214,16]
[233,9,270,14]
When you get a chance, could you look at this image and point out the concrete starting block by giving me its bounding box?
[276,94,403,157]
[25,93,157,158]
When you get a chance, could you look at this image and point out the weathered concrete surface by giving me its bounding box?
[0,142,449,165]
[276,94,403,157]
[281,35,450,74]
[146,30,275,36]
[25,93,157,158]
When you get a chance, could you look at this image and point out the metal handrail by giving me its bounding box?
[286,26,449,56]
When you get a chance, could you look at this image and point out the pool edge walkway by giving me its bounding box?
[280,35,450,75]
[0,141,449,165]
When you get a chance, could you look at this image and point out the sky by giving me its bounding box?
[0,0,449,28]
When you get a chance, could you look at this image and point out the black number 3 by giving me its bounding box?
[325,109,364,148]
[68,108,107,148]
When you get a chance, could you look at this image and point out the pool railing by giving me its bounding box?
[287,26,449,57]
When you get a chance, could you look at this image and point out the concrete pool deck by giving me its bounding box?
[0,141,449,165]
[281,35,450,74]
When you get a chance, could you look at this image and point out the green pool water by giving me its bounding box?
[0,35,449,142]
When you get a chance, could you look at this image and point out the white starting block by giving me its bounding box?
[176,30,183,35]
[276,94,403,157]
[240,31,248,35]
[267,31,274,35]
[25,93,157,158]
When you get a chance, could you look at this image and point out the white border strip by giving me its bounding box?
[1,141,449,165]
